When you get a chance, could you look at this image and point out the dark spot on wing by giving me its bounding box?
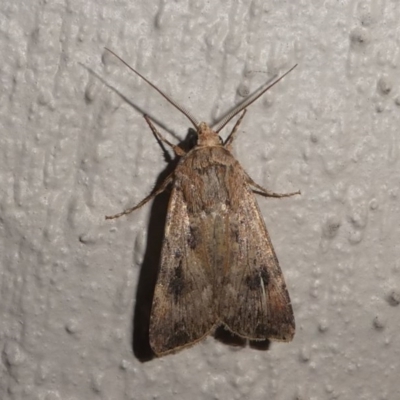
[245,273,260,291]
[161,323,191,352]
[174,249,182,258]
[168,260,185,302]
[230,224,239,242]
[188,225,201,249]
[259,267,269,286]
[245,268,269,291]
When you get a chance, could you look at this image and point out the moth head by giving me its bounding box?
[196,122,223,147]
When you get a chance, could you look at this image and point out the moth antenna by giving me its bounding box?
[105,48,199,129]
[214,64,298,133]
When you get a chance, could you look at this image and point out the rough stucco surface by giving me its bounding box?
[0,1,399,399]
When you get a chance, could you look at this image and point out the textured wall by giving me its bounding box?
[1,1,399,399]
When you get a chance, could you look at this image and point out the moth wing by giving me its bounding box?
[149,185,216,356]
[219,182,295,342]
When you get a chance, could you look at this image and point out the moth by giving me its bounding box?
[105,49,300,356]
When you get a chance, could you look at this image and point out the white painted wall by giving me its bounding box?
[0,1,399,399]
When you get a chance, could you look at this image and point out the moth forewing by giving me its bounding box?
[195,136,296,343]
[104,50,299,356]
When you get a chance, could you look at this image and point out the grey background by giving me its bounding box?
[1,1,399,399]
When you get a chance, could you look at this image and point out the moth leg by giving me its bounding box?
[224,109,247,148]
[144,115,186,156]
[246,174,301,198]
[105,173,174,220]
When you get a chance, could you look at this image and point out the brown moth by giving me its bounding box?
[105,49,299,356]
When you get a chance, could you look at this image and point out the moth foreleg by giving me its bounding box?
[105,173,174,220]
[144,115,186,156]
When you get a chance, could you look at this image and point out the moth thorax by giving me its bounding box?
[197,122,222,147]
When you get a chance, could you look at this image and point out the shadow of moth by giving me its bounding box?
[105,49,300,357]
